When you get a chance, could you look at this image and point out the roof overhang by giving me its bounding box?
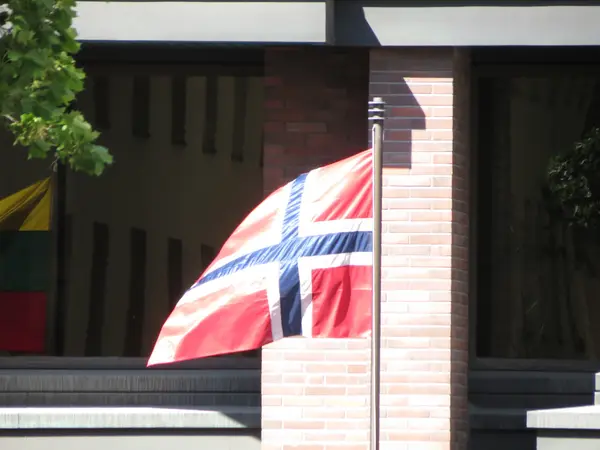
[73,1,600,46]
[73,1,330,44]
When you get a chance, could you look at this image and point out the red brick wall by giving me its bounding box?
[261,47,471,450]
[262,47,369,195]
[261,47,370,450]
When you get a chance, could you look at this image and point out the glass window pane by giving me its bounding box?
[0,65,264,358]
[476,74,600,359]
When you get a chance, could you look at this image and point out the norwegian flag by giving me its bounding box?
[147,149,373,365]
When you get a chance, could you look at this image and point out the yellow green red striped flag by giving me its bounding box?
[0,178,53,353]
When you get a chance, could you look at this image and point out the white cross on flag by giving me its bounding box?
[148,149,373,365]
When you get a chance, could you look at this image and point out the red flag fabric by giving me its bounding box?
[148,149,373,366]
[0,292,46,353]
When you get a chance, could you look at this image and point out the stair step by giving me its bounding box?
[0,406,261,429]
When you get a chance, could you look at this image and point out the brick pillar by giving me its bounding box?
[369,48,470,449]
[261,47,471,450]
[262,47,369,195]
[261,47,370,450]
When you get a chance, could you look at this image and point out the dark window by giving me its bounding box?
[475,72,600,360]
[0,61,265,359]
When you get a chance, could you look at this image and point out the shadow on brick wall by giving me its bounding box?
[379,78,426,170]
[263,47,371,193]
[450,50,471,449]
[370,49,430,169]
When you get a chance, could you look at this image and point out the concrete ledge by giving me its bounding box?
[74,1,327,43]
[527,405,600,430]
[0,432,261,450]
[0,407,260,429]
[344,3,600,46]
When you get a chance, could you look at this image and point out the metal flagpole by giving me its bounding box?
[368,97,385,450]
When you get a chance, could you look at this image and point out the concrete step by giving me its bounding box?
[527,405,600,450]
[528,404,600,430]
[0,406,261,429]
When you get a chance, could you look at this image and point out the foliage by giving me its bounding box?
[547,128,600,229]
[0,0,112,175]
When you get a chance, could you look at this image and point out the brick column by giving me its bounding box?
[261,47,370,450]
[369,48,470,450]
[261,47,471,450]
[262,47,369,195]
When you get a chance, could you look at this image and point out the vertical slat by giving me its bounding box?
[93,76,110,130]
[171,76,187,146]
[63,215,92,356]
[246,76,265,168]
[102,225,129,356]
[141,232,169,356]
[132,76,150,138]
[168,237,183,309]
[64,214,73,260]
[202,76,218,155]
[56,212,72,355]
[149,76,172,145]
[124,227,147,356]
[84,222,109,356]
[185,77,207,151]
[231,77,248,162]
[109,75,133,138]
[259,135,264,168]
[233,76,266,168]
[200,244,216,271]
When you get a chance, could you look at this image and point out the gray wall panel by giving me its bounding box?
[0,369,259,392]
[74,1,327,43]
[70,0,600,45]
[0,392,259,407]
[335,2,600,46]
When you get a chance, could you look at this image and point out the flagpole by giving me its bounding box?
[368,97,385,450]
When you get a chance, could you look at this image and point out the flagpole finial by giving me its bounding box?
[368,97,385,125]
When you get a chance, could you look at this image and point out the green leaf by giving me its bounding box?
[0,0,112,176]
[15,29,35,45]
[6,50,21,62]
[92,145,113,164]
[29,140,51,159]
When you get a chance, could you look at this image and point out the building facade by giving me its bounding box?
[3,2,600,450]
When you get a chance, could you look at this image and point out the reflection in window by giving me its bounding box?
[477,75,600,359]
[0,178,52,354]
[0,69,265,357]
